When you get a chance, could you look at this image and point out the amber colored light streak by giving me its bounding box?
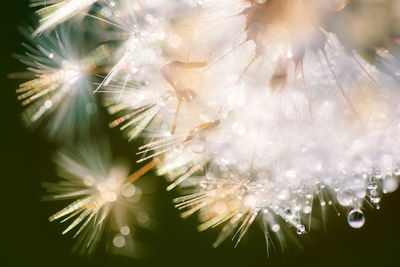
[127,157,161,183]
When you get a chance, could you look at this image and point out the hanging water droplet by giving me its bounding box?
[383,175,399,193]
[347,209,365,229]
[354,184,367,199]
[393,167,400,176]
[372,197,381,204]
[337,190,354,206]
[283,209,293,218]
[374,170,383,179]
[368,181,378,190]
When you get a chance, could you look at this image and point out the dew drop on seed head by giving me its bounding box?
[347,209,365,229]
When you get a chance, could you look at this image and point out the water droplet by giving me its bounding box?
[121,183,136,197]
[120,226,130,236]
[100,6,112,17]
[347,209,365,229]
[113,235,126,248]
[368,181,378,190]
[369,189,376,196]
[303,206,312,214]
[272,224,280,232]
[383,175,399,193]
[393,168,400,176]
[283,209,293,218]
[374,170,383,179]
[354,185,366,199]
[243,193,257,208]
[137,211,150,227]
[337,190,354,206]
[297,225,305,235]
[278,190,289,200]
[296,225,305,235]
[372,197,381,204]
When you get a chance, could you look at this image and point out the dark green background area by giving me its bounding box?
[1,2,400,267]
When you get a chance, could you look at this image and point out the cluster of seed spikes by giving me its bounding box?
[13,0,400,257]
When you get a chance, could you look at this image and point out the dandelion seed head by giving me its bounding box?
[16,0,400,254]
[44,143,151,255]
[15,27,109,139]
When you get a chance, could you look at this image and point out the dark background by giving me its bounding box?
[1,1,400,267]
